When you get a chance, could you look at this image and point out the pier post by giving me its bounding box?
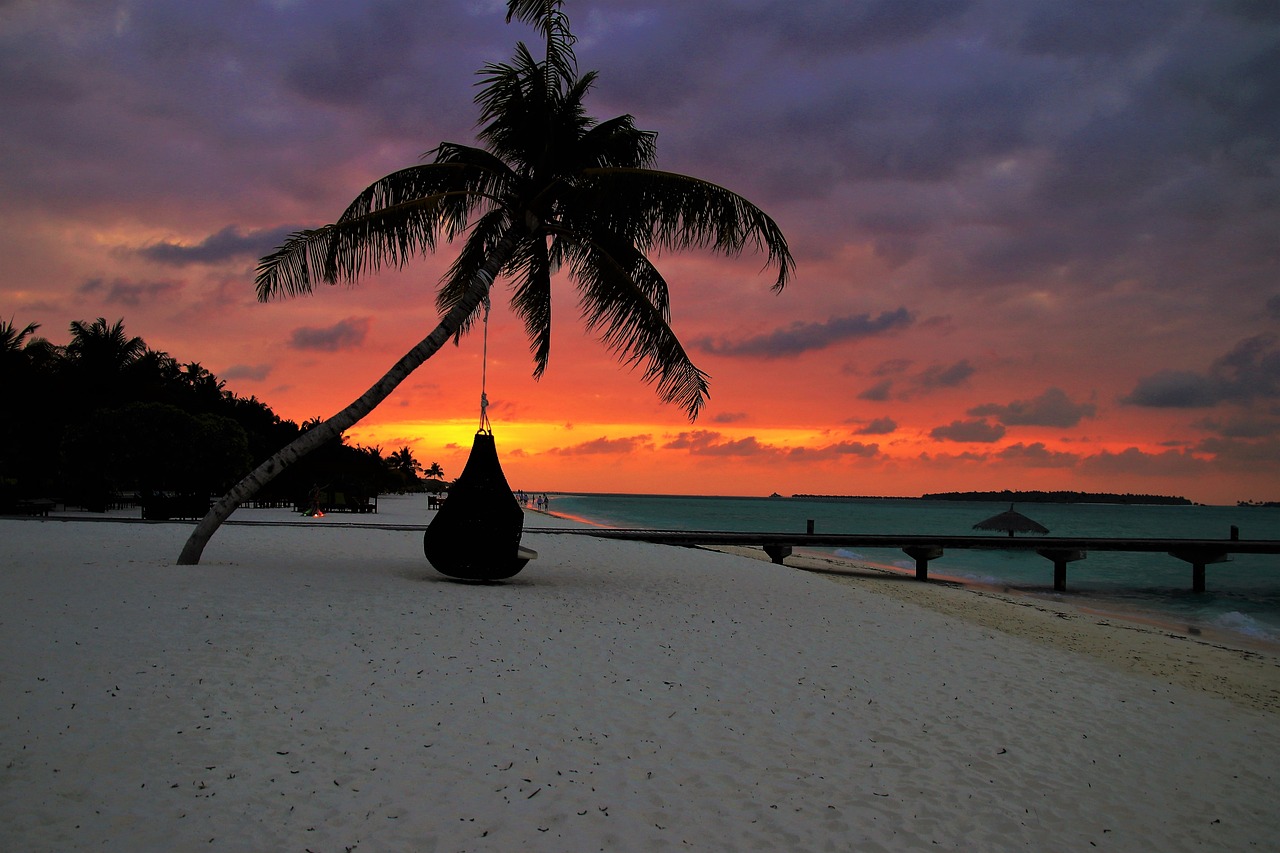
[1035,549,1087,592]
[1168,547,1230,593]
[763,544,792,565]
[902,546,944,581]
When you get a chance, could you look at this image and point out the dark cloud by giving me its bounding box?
[857,380,893,402]
[996,442,1080,468]
[695,308,913,358]
[855,360,971,402]
[663,430,778,457]
[222,363,272,381]
[138,225,299,266]
[787,441,880,460]
[546,435,653,456]
[1078,447,1208,478]
[853,417,898,435]
[1196,436,1280,470]
[1122,370,1222,408]
[288,317,372,352]
[930,419,1007,443]
[661,429,879,460]
[1194,414,1280,439]
[916,360,976,391]
[78,277,183,306]
[1124,335,1280,408]
[1216,334,1280,396]
[969,387,1096,427]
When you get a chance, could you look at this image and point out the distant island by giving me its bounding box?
[793,490,1194,505]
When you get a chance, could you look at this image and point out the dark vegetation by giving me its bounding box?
[1,317,434,515]
[919,490,1193,505]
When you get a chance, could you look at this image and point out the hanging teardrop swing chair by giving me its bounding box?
[423,296,537,581]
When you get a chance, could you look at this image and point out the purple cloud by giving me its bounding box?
[930,419,1007,443]
[663,431,778,457]
[996,442,1080,468]
[78,277,183,306]
[695,309,913,358]
[970,387,1097,427]
[288,317,372,352]
[222,363,272,381]
[1124,334,1280,408]
[547,435,653,456]
[857,380,893,402]
[138,225,299,266]
[853,417,898,435]
[915,360,976,391]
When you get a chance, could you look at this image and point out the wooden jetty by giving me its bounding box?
[525,527,1280,593]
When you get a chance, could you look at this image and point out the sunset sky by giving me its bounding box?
[3,1,1278,504]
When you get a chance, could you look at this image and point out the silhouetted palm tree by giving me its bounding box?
[388,446,423,488]
[65,318,146,371]
[62,317,150,411]
[177,0,793,564]
[0,319,41,358]
[424,461,445,480]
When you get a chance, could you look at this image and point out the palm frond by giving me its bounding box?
[0,319,40,353]
[255,228,329,300]
[575,115,657,170]
[506,236,554,377]
[504,0,576,87]
[257,162,508,302]
[336,160,506,242]
[563,232,709,419]
[580,168,795,291]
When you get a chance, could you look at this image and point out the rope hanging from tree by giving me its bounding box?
[478,294,492,434]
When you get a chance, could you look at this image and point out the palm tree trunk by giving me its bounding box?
[176,228,526,565]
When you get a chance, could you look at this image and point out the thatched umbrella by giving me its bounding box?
[973,504,1049,537]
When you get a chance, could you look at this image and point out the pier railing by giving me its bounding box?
[525,527,1280,592]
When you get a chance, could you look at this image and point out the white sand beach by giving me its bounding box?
[2,495,1278,851]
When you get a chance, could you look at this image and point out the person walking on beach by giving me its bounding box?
[304,484,326,517]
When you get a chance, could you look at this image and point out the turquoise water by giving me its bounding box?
[544,493,1280,643]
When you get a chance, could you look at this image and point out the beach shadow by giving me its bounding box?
[410,571,539,588]
[800,565,925,582]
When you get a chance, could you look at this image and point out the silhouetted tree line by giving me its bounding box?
[1,317,422,513]
[918,490,1193,505]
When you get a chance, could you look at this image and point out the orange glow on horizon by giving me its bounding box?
[344,413,1232,502]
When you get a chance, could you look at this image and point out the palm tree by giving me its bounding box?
[63,317,151,411]
[0,319,41,357]
[65,317,147,370]
[177,0,793,564]
[388,446,424,489]
[424,461,445,480]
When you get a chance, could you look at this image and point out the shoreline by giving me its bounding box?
[534,502,1280,712]
[708,542,1280,713]
[535,498,1280,646]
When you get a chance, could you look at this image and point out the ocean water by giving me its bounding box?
[543,493,1280,644]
